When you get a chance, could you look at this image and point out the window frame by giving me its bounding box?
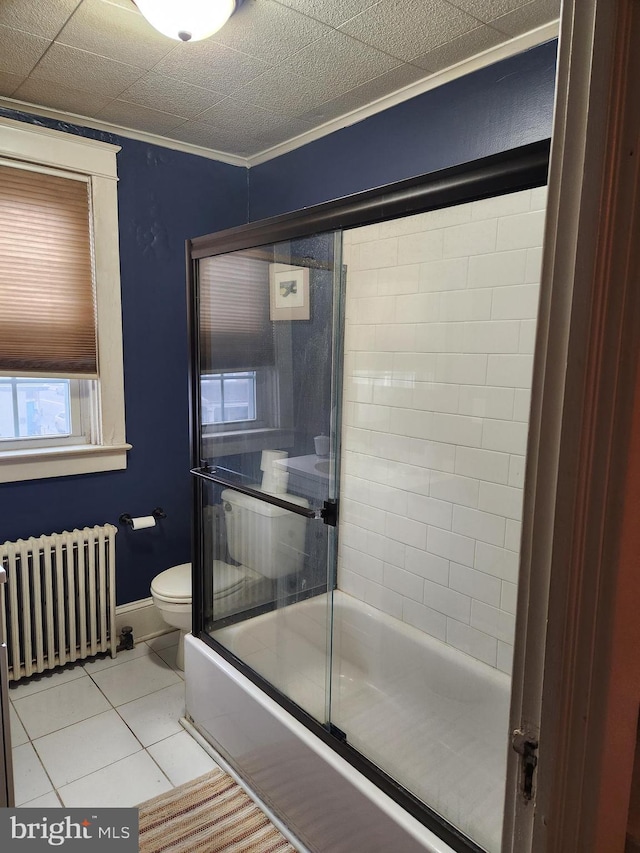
[0,377,87,449]
[201,370,258,428]
[0,116,130,483]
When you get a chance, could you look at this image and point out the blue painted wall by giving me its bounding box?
[248,41,557,220]
[0,111,248,604]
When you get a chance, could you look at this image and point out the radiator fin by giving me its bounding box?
[0,525,118,682]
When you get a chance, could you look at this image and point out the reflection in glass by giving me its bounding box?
[195,232,341,723]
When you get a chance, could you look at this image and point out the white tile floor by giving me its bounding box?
[9,631,220,808]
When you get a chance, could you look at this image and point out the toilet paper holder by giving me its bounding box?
[119,507,166,527]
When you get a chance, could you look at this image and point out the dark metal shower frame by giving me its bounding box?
[186,138,551,853]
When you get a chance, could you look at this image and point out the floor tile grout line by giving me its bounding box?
[10,652,185,745]
[9,640,200,807]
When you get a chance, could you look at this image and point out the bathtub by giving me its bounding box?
[185,591,510,853]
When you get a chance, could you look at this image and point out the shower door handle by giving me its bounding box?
[190,467,317,519]
[191,467,338,526]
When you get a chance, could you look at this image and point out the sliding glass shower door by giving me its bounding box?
[191,231,343,725]
[188,141,550,853]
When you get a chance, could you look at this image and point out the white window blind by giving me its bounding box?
[198,253,274,372]
[0,162,97,377]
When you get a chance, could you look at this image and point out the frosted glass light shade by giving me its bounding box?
[136,0,236,42]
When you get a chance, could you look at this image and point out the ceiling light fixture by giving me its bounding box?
[135,0,243,43]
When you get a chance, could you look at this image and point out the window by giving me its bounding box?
[201,372,257,425]
[0,377,79,444]
[0,117,129,483]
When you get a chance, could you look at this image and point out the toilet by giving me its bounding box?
[150,482,309,670]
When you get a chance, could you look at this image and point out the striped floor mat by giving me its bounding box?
[138,768,297,853]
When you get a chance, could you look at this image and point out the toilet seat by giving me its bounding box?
[150,561,246,604]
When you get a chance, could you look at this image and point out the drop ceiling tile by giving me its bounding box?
[153,40,272,96]
[276,28,400,94]
[56,0,176,69]
[445,0,535,24]
[251,117,318,149]
[0,25,50,75]
[296,63,429,124]
[0,70,25,97]
[197,97,313,141]
[339,0,481,62]
[118,72,227,118]
[30,43,145,97]
[12,78,112,116]
[491,0,561,36]
[94,99,188,133]
[169,121,258,157]
[411,24,506,73]
[233,66,341,116]
[0,0,81,39]
[210,0,333,62]
[272,0,381,28]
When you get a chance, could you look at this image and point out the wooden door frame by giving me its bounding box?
[504,0,640,850]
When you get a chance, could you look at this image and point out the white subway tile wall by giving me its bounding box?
[339,187,547,674]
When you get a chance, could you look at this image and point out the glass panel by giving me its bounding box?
[0,378,70,440]
[196,231,342,725]
[332,187,547,852]
[199,476,334,722]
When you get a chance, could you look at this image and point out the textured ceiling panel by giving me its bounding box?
[152,39,272,94]
[448,0,535,23]
[208,0,334,62]
[56,0,175,69]
[0,70,25,98]
[169,119,261,157]
[0,25,50,76]
[118,72,227,119]
[338,0,481,61]
[29,42,144,97]
[233,65,345,116]
[266,29,401,94]
[295,63,432,125]
[0,0,82,39]
[412,24,506,72]
[13,77,113,116]
[491,0,560,35]
[94,99,188,132]
[272,0,382,28]
[197,96,313,140]
[0,0,561,159]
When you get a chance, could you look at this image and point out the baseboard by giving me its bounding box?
[115,596,172,644]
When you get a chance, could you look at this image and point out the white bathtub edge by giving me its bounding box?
[180,715,313,853]
[185,633,454,853]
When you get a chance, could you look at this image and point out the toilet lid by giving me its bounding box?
[151,561,246,602]
[211,560,246,598]
[151,563,191,601]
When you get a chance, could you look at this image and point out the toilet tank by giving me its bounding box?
[221,488,309,579]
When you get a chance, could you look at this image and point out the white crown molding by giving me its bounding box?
[247,20,560,167]
[0,21,558,171]
[0,96,250,168]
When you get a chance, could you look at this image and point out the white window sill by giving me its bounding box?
[0,443,132,483]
